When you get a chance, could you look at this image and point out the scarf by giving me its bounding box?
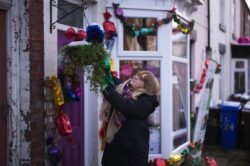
[99,80,146,150]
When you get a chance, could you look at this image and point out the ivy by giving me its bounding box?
[61,42,108,93]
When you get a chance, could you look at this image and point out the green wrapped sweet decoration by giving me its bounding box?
[133,27,155,37]
[102,55,114,88]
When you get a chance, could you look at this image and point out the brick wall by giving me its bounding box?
[29,0,45,165]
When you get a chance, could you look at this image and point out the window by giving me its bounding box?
[117,9,163,57]
[231,0,236,39]
[57,0,84,28]
[172,20,190,150]
[219,0,226,32]
[123,18,157,51]
[172,33,187,58]
[232,59,248,93]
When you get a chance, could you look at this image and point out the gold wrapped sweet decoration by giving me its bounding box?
[168,154,182,165]
[50,75,64,106]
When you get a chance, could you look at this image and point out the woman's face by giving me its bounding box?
[130,74,145,90]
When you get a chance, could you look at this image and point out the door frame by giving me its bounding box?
[0,9,7,166]
[110,7,176,158]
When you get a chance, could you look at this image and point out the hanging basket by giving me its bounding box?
[61,42,108,93]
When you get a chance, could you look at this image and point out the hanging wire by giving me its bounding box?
[83,9,90,27]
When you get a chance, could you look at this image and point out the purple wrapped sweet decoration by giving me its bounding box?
[48,145,63,165]
[116,7,123,16]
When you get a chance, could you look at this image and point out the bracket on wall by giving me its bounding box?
[50,0,87,33]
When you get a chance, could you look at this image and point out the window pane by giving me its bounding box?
[172,62,188,147]
[235,61,244,69]
[234,72,245,93]
[119,60,161,154]
[172,26,187,58]
[220,0,225,25]
[174,132,187,149]
[57,0,83,28]
[123,18,157,51]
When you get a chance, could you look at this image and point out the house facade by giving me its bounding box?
[190,0,244,110]
[231,0,250,95]
[7,0,250,166]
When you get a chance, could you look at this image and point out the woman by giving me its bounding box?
[100,71,160,166]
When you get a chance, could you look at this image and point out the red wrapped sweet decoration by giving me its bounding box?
[103,11,117,39]
[55,112,72,136]
[64,27,87,41]
[65,27,76,39]
[148,158,166,166]
[75,30,87,41]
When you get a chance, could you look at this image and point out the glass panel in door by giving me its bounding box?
[119,60,161,154]
[172,61,188,148]
[123,18,157,51]
[172,22,187,58]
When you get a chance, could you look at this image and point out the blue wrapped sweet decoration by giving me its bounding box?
[86,23,105,43]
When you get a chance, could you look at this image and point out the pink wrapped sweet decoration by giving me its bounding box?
[237,36,250,44]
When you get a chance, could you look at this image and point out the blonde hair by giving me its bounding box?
[137,71,160,96]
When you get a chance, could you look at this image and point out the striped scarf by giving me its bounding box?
[99,80,146,150]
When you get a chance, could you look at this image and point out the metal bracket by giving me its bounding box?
[50,0,88,33]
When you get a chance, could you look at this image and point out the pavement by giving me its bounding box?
[202,145,250,166]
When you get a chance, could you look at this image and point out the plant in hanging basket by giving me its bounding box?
[61,42,108,93]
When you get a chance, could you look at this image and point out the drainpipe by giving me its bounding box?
[206,0,212,58]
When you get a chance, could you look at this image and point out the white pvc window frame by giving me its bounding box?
[231,59,248,93]
[114,7,191,158]
[171,31,191,155]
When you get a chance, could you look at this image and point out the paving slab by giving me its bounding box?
[203,145,250,166]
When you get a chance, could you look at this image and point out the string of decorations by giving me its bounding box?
[148,143,217,166]
[191,59,221,95]
[112,3,195,37]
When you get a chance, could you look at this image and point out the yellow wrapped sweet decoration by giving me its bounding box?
[168,154,182,165]
[110,57,115,72]
[51,75,64,106]
[109,56,118,77]
[177,24,189,34]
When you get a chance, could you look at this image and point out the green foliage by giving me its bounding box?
[61,42,108,93]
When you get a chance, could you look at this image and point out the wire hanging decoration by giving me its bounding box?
[50,0,88,33]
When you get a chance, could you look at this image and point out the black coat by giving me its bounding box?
[101,85,159,166]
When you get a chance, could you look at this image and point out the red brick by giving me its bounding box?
[30,61,44,72]
[30,101,43,110]
[30,73,44,79]
[30,32,44,41]
[30,109,44,121]
[31,137,45,149]
[30,41,43,52]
